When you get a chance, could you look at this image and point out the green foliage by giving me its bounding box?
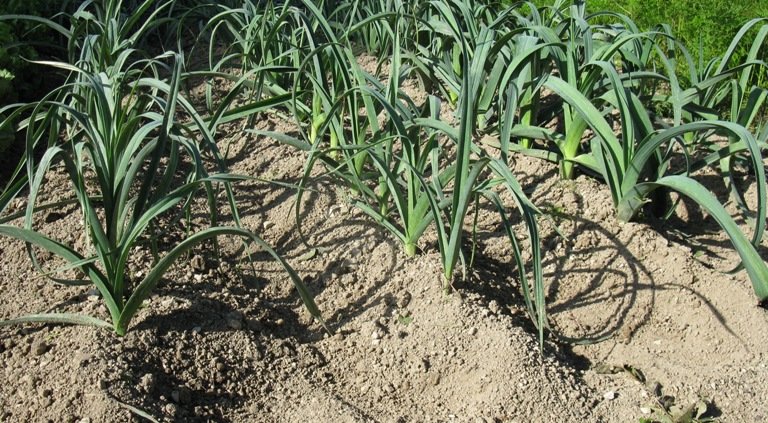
[527,0,768,80]
[0,0,766,347]
[0,0,63,99]
[0,0,65,153]
[0,0,326,335]
[0,69,13,151]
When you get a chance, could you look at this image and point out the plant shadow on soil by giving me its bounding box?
[542,209,657,343]
[115,273,317,420]
[651,196,768,264]
[106,207,402,419]
[646,171,768,259]
[456,248,595,371]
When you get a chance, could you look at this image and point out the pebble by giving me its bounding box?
[227,318,243,330]
[603,391,617,400]
[3,339,15,350]
[191,255,206,272]
[41,395,53,407]
[225,311,244,330]
[164,403,178,417]
[84,289,100,300]
[397,291,412,309]
[371,329,384,340]
[429,374,441,386]
[32,341,49,356]
[468,327,478,336]
[139,374,156,394]
[178,387,192,404]
[488,300,501,315]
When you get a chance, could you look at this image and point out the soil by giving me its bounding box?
[1,89,768,422]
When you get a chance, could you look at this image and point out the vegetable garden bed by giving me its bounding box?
[1,0,767,421]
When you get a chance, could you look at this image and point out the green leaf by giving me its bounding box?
[617,175,768,301]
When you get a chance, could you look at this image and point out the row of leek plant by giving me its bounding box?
[0,0,324,336]
[381,0,768,303]
[5,0,759,340]
[227,0,551,342]
[264,0,768,325]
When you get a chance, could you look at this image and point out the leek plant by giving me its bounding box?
[403,0,499,107]
[340,87,447,258]
[0,0,325,335]
[409,1,548,342]
[290,0,381,184]
[0,0,173,212]
[194,0,304,111]
[542,3,662,179]
[656,19,768,211]
[0,52,322,335]
[544,61,768,302]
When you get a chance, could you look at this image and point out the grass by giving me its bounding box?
[526,0,768,83]
[0,0,766,348]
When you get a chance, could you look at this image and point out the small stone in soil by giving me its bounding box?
[227,318,242,330]
[139,373,156,394]
[397,291,412,309]
[603,391,617,400]
[177,387,192,404]
[42,396,53,407]
[430,374,441,386]
[32,341,49,356]
[225,311,244,330]
[190,255,206,272]
[164,403,178,417]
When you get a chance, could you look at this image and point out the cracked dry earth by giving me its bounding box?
[1,113,767,422]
